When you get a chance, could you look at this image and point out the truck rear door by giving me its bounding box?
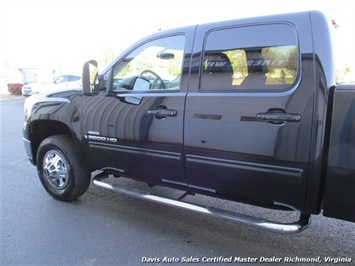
[184,19,316,211]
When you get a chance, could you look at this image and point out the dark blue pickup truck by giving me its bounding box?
[23,11,355,233]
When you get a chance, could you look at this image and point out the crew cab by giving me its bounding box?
[23,11,355,233]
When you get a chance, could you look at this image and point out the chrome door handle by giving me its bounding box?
[148,106,177,120]
[257,112,302,122]
[257,108,302,125]
[148,109,177,116]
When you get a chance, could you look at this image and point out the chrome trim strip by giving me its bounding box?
[102,167,125,173]
[161,179,188,187]
[93,174,310,234]
[186,154,303,183]
[187,184,217,193]
[89,142,181,160]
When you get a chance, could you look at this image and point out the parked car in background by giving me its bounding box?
[22,74,81,96]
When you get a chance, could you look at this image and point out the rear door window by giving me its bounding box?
[201,24,299,92]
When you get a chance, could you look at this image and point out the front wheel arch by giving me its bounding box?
[29,120,77,166]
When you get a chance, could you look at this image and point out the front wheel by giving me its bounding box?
[36,135,90,201]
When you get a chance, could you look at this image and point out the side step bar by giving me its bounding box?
[92,174,310,234]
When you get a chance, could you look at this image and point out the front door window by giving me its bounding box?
[112,35,185,92]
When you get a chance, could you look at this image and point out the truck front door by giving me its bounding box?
[83,34,190,188]
[184,22,315,211]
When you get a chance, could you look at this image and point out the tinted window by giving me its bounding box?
[112,35,185,92]
[201,24,298,92]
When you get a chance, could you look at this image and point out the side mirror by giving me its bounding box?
[117,77,147,105]
[118,96,143,105]
[82,60,98,95]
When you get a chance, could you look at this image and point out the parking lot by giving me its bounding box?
[1,96,354,265]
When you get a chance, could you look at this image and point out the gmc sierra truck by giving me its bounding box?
[23,11,355,233]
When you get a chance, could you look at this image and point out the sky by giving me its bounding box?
[0,0,354,77]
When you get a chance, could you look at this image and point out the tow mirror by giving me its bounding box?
[82,60,98,95]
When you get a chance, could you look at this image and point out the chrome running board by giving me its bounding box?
[92,174,310,234]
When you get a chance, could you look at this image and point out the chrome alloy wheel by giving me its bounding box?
[42,150,69,190]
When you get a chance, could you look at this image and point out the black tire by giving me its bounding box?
[36,135,90,201]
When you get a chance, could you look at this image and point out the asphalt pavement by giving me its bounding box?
[1,96,354,265]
